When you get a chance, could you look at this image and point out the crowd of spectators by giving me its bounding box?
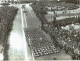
[32,1,79,13]
[54,27,80,59]
[46,2,79,10]
[56,16,80,27]
[31,2,48,15]
[31,2,80,60]
[0,6,18,60]
[24,28,60,57]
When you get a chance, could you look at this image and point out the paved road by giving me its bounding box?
[47,8,80,20]
[8,4,26,60]
[57,13,80,17]
[46,12,80,21]
[25,4,41,28]
[46,13,80,17]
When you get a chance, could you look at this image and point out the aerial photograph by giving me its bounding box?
[0,0,80,60]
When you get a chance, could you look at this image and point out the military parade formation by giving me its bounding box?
[24,28,60,57]
[0,0,80,60]
[31,1,80,60]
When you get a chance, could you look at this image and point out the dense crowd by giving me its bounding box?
[54,28,80,59]
[56,16,80,27]
[32,1,79,13]
[41,16,80,60]
[0,6,18,60]
[24,28,60,57]
[46,2,79,10]
[31,2,80,60]
[31,2,47,15]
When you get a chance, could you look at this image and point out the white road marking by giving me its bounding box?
[20,5,28,60]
